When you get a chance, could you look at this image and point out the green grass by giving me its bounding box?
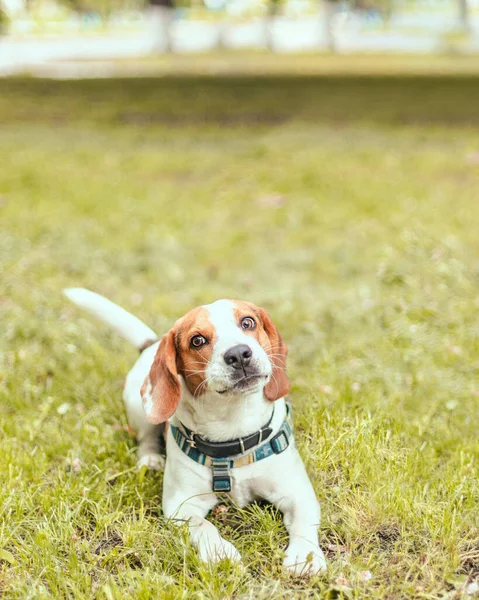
[52,53,479,77]
[1,60,479,598]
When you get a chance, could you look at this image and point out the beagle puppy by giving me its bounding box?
[64,288,326,576]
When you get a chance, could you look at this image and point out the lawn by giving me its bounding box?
[1,58,479,599]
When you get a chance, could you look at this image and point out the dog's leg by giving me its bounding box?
[162,463,241,564]
[280,493,326,576]
[124,368,165,471]
[164,497,242,563]
[269,453,326,576]
[177,507,241,564]
[136,423,165,471]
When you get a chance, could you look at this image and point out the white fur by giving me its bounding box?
[66,289,326,576]
[203,299,272,397]
[142,379,155,421]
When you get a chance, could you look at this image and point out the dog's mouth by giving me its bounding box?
[217,374,268,395]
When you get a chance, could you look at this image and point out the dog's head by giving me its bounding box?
[141,300,290,424]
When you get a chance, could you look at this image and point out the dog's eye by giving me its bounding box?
[241,317,256,330]
[191,335,207,348]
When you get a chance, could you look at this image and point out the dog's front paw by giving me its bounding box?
[283,541,327,577]
[137,453,165,471]
[198,535,242,564]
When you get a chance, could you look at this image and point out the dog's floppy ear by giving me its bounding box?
[141,327,181,424]
[256,306,290,402]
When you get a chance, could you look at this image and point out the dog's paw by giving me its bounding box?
[199,536,242,564]
[283,541,327,577]
[137,453,165,471]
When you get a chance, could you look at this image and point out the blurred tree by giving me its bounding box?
[321,0,336,51]
[458,0,469,31]
[54,0,175,50]
[354,0,393,23]
[58,0,127,22]
[320,0,394,52]
[0,5,8,34]
[264,0,281,51]
[148,0,174,52]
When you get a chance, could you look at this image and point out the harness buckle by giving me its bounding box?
[186,436,196,448]
[212,475,232,493]
[212,459,232,493]
[270,430,289,454]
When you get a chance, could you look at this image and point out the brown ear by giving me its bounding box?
[141,328,181,424]
[256,306,290,402]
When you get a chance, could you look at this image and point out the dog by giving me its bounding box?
[64,288,326,576]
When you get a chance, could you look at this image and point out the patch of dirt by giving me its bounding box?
[94,531,123,555]
[320,529,349,560]
[458,543,479,577]
[324,543,350,560]
[374,524,401,549]
[126,552,143,570]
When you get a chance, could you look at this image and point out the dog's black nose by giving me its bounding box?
[224,344,252,369]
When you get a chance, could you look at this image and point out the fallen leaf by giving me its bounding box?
[255,193,285,208]
[465,152,479,165]
[212,504,229,522]
[326,543,348,553]
[72,458,82,472]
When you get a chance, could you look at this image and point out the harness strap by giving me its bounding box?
[181,408,275,459]
[170,403,294,493]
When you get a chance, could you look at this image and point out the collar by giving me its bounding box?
[178,407,275,459]
[170,403,294,493]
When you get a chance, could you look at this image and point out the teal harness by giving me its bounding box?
[170,403,294,493]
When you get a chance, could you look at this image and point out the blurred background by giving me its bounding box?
[1,0,478,76]
[2,0,479,595]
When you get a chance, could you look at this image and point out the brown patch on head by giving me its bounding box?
[140,306,217,423]
[140,300,290,422]
[175,306,216,397]
[232,301,290,402]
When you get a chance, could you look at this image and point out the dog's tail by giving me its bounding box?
[63,288,158,351]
